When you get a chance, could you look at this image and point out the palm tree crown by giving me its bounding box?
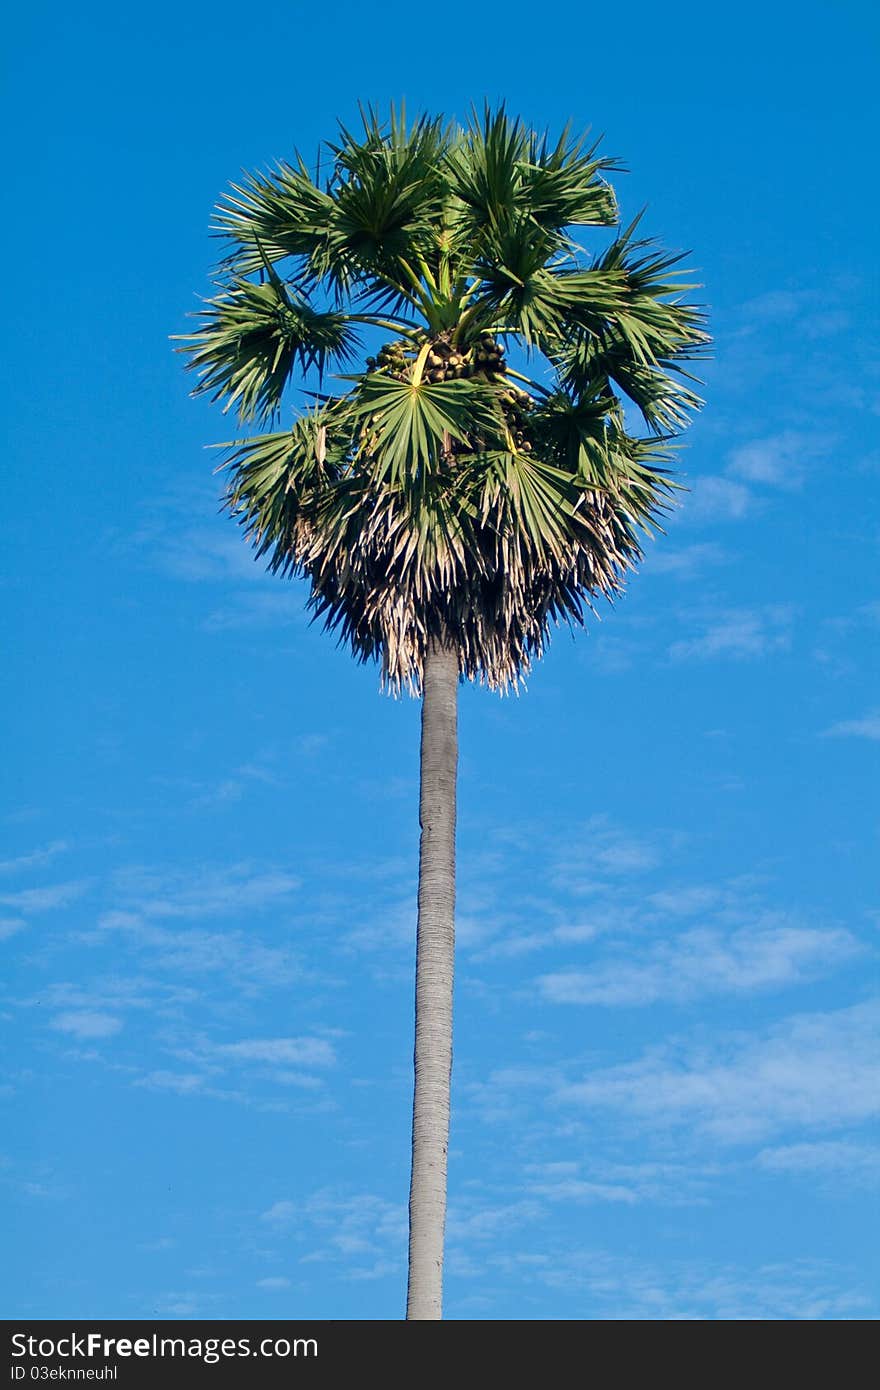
[179,106,708,689]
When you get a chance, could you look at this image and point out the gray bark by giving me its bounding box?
[406,642,459,1320]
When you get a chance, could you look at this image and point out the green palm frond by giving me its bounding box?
[177,273,360,423]
[213,156,335,277]
[350,374,502,485]
[180,105,709,690]
[522,123,620,230]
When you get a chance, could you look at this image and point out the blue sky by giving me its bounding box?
[2,0,878,1320]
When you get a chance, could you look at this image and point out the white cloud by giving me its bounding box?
[263,1190,406,1281]
[50,1011,123,1040]
[727,430,822,490]
[138,1071,206,1094]
[643,542,729,578]
[256,1277,291,1290]
[0,881,87,913]
[684,476,752,523]
[154,527,268,585]
[203,591,305,632]
[550,921,604,944]
[738,289,814,323]
[669,605,794,661]
[261,1200,297,1224]
[96,918,301,987]
[270,1071,324,1090]
[93,865,304,987]
[491,1248,873,1320]
[581,634,638,674]
[189,764,279,810]
[824,712,880,742]
[536,921,859,1007]
[112,863,300,921]
[522,1161,714,1211]
[555,999,880,1142]
[447,1198,544,1243]
[33,976,196,1016]
[341,898,415,953]
[0,841,70,875]
[526,1177,640,1205]
[152,1293,202,1318]
[0,917,26,941]
[858,600,880,625]
[736,286,851,344]
[214,1037,335,1068]
[648,885,723,916]
[133,1035,335,1098]
[469,929,551,961]
[756,1141,880,1185]
[554,817,661,881]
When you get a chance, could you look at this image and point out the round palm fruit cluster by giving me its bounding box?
[498,387,535,452]
[364,333,535,455]
[366,332,509,385]
[422,342,468,383]
[366,340,410,380]
[420,331,508,384]
[469,331,507,378]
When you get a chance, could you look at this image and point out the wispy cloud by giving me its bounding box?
[109,863,300,922]
[137,1071,207,1094]
[678,475,750,522]
[187,763,279,810]
[523,1157,719,1207]
[0,880,87,913]
[447,1196,544,1244]
[526,1176,640,1205]
[261,1200,297,1224]
[89,864,305,987]
[152,527,269,585]
[261,1189,405,1281]
[30,976,197,1016]
[130,1030,336,1101]
[94,917,302,987]
[642,542,730,578]
[824,711,880,741]
[738,289,816,324]
[555,999,880,1142]
[756,1141,880,1186]
[727,429,825,491]
[683,411,830,528]
[213,1037,335,1068]
[737,287,851,340]
[203,591,305,633]
[683,476,753,523]
[669,604,795,661]
[537,920,860,1007]
[0,841,70,876]
[648,884,726,916]
[50,1010,123,1040]
[482,1248,872,1320]
[553,816,662,883]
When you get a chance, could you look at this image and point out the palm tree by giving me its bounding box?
[178,105,708,1319]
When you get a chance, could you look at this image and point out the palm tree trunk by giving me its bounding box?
[406,641,458,1320]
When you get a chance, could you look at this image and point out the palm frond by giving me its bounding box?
[349,374,502,485]
[177,274,359,422]
[183,105,710,690]
[213,156,334,278]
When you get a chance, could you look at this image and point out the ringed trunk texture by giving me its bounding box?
[406,642,459,1320]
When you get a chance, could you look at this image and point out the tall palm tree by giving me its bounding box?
[178,106,708,1319]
